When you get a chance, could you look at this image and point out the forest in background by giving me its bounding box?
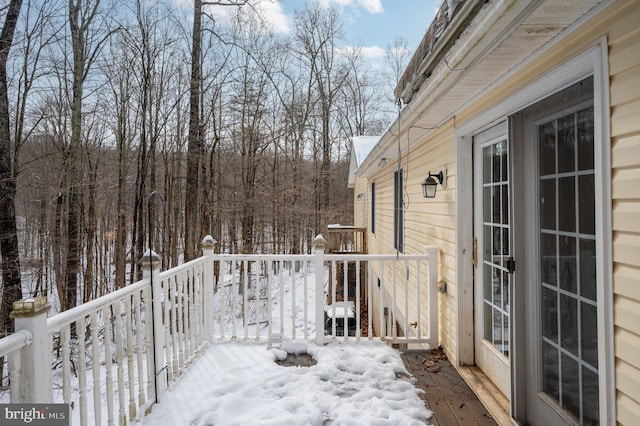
[0,0,411,329]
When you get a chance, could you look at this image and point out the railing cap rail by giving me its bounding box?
[0,329,32,356]
[47,279,149,331]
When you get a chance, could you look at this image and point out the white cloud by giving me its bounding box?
[338,44,385,60]
[319,0,383,14]
[357,0,383,14]
[360,45,385,58]
[187,0,290,34]
[255,0,291,34]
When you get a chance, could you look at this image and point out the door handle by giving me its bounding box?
[473,238,478,268]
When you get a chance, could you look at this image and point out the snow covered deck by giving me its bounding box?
[142,341,432,425]
[0,235,495,425]
[141,341,499,425]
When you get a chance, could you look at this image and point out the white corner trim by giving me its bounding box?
[592,36,616,426]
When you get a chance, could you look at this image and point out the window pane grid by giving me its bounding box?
[481,140,510,358]
[538,107,598,424]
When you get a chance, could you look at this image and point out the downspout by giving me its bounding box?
[396,99,402,259]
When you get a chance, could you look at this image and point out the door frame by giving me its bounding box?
[472,121,512,398]
[454,39,614,422]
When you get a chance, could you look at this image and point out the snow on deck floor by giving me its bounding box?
[142,340,432,425]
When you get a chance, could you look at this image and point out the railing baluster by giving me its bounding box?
[291,261,296,340]
[125,296,136,420]
[392,262,397,340]
[77,316,88,426]
[177,274,185,369]
[197,266,204,348]
[191,268,197,356]
[331,260,337,337]
[61,324,71,408]
[104,305,115,426]
[185,270,193,361]
[356,260,361,339]
[91,311,102,426]
[232,259,238,339]
[7,346,20,402]
[162,278,173,382]
[343,260,348,338]
[379,260,384,338]
[279,261,284,337]
[303,260,308,340]
[404,260,409,339]
[267,260,273,340]
[425,246,440,348]
[416,260,422,338]
[114,301,126,425]
[134,292,145,407]
[171,276,179,375]
[218,262,225,341]
[243,260,248,341]
[367,260,373,339]
[256,261,261,342]
[143,285,154,398]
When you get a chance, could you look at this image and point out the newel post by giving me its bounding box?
[202,235,217,341]
[141,250,167,398]
[314,234,327,346]
[10,297,52,403]
[424,246,440,349]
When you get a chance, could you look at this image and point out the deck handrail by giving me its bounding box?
[0,234,440,426]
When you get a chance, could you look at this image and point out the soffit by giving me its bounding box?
[357,0,603,177]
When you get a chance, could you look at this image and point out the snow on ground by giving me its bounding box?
[142,340,432,425]
[141,265,432,425]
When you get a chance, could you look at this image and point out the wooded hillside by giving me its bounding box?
[0,0,407,317]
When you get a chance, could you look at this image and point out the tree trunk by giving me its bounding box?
[64,0,88,311]
[0,0,23,333]
[184,0,203,261]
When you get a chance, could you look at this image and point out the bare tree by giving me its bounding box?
[64,0,112,310]
[384,35,410,104]
[184,0,248,261]
[104,30,136,289]
[294,3,348,234]
[0,0,23,336]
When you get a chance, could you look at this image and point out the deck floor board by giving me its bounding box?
[401,349,498,425]
[276,347,498,425]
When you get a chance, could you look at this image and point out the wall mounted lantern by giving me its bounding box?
[422,169,447,198]
[356,193,363,200]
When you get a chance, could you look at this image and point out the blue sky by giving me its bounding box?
[254,0,442,59]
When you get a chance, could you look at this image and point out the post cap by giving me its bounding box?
[140,249,161,268]
[314,234,327,250]
[11,297,51,318]
[202,235,217,250]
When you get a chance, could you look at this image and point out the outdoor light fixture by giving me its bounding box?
[422,169,447,198]
[357,193,363,200]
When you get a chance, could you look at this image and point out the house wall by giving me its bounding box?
[456,1,640,420]
[355,0,640,420]
[606,2,640,423]
[356,120,457,353]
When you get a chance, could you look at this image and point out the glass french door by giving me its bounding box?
[519,76,599,425]
[473,122,511,397]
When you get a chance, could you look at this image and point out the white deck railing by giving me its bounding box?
[0,234,440,426]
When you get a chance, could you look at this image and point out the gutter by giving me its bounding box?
[356,1,486,177]
[356,0,540,177]
[398,0,486,104]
